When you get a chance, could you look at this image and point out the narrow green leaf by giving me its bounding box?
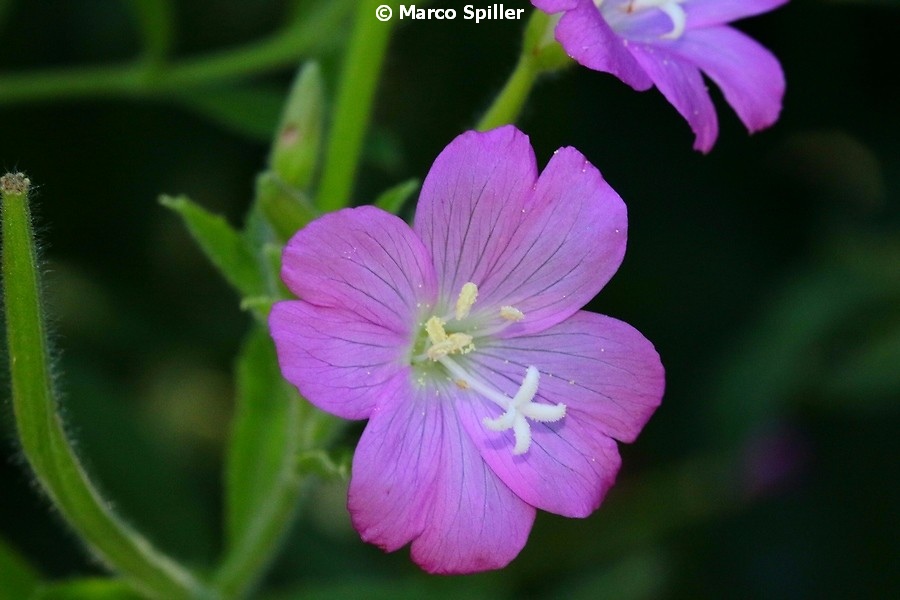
[32,578,141,600]
[216,326,343,597]
[256,171,318,242]
[270,62,325,190]
[174,86,285,141]
[123,0,174,65]
[216,327,305,597]
[160,194,266,298]
[1,173,206,599]
[224,328,301,548]
[0,537,40,600]
[374,178,419,216]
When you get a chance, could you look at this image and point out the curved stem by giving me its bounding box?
[316,0,397,212]
[1,174,210,600]
[0,2,351,105]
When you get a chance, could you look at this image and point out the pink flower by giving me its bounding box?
[269,126,664,573]
[533,0,788,151]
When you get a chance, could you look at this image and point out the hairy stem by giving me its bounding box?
[1,173,210,600]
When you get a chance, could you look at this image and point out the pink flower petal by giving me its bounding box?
[413,126,538,307]
[482,146,627,335]
[459,311,664,516]
[281,206,437,334]
[685,0,789,29]
[553,1,653,91]
[416,127,627,333]
[269,301,408,419]
[627,42,719,152]
[671,26,785,134]
[349,374,535,573]
[530,0,579,12]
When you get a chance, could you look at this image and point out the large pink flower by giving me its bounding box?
[533,0,788,151]
[269,126,664,573]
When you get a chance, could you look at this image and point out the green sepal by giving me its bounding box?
[374,178,420,216]
[269,62,325,191]
[160,194,266,298]
[256,171,318,242]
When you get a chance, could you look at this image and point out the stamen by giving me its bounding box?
[455,282,479,320]
[427,332,474,360]
[425,316,447,344]
[500,306,525,322]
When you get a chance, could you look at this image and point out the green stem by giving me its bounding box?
[316,0,396,212]
[476,9,569,131]
[0,2,351,105]
[476,50,541,131]
[1,173,210,600]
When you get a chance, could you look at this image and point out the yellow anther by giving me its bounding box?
[426,332,474,361]
[455,282,479,321]
[500,306,525,322]
[425,316,448,344]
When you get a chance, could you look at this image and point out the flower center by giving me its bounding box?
[596,0,687,40]
[413,282,566,455]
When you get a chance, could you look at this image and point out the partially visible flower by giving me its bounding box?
[270,126,664,573]
[532,0,788,151]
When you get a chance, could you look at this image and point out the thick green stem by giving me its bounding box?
[316,0,396,212]
[1,174,209,600]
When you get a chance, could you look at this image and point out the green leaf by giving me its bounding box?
[216,327,306,597]
[123,0,173,64]
[32,579,141,600]
[160,194,266,298]
[174,86,285,141]
[215,327,344,597]
[256,171,318,242]
[269,62,326,191]
[374,178,419,216]
[0,537,40,600]
[1,173,206,599]
[224,328,301,548]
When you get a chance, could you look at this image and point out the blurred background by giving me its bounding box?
[0,0,897,598]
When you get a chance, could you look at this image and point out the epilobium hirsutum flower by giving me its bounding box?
[269,126,664,573]
[532,0,788,151]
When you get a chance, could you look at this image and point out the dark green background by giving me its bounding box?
[1,0,898,598]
